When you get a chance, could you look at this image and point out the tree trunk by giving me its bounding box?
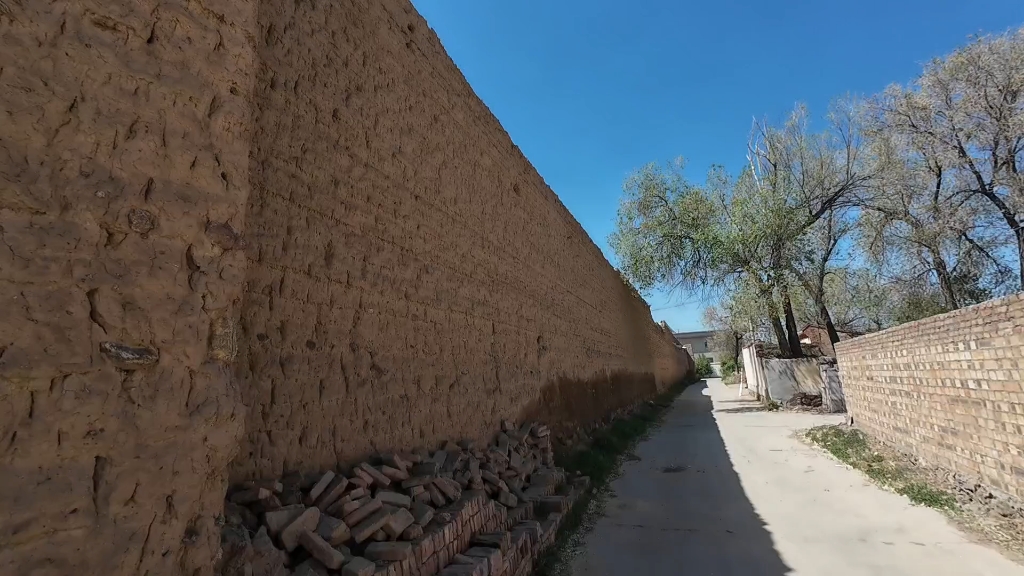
[1015,227,1024,292]
[819,301,841,355]
[733,331,741,366]
[780,284,804,358]
[770,312,791,357]
[933,255,959,310]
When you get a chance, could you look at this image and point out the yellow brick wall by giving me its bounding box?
[835,293,1024,497]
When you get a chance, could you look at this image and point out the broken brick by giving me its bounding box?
[293,558,329,576]
[263,504,306,535]
[365,541,413,562]
[377,491,412,508]
[427,483,446,507]
[496,490,517,509]
[356,463,392,487]
[307,471,336,503]
[342,557,375,576]
[351,508,393,543]
[410,502,434,526]
[381,465,409,482]
[402,524,424,540]
[316,514,351,546]
[433,477,461,501]
[299,530,346,569]
[314,475,350,510]
[402,475,434,489]
[381,508,415,539]
[344,497,383,527]
[464,547,502,576]
[331,495,370,518]
[280,507,321,551]
[230,487,272,504]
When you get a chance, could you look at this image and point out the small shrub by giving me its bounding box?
[695,356,714,378]
[721,358,740,377]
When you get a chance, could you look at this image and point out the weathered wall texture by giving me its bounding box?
[0,0,689,573]
[836,293,1024,498]
[762,358,823,404]
[231,0,690,481]
[0,0,256,574]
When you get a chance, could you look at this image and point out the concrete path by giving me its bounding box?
[570,378,1024,576]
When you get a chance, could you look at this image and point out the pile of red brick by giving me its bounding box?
[219,421,589,576]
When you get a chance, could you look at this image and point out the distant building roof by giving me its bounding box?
[672,330,716,340]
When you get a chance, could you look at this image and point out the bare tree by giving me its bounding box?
[857,127,1011,309]
[873,28,1024,287]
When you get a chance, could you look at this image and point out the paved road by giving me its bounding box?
[570,378,1024,576]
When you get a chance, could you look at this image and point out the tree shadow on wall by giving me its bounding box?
[570,382,791,575]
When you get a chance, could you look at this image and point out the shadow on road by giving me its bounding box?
[572,381,791,575]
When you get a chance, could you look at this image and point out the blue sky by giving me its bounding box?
[410,0,1021,332]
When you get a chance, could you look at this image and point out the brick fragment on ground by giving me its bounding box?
[381,507,415,539]
[439,562,485,576]
[307,471,336,503]
[382,453,410,472]
[331,495,370,518]
[410,502,434,526]
[381,464,409,482]
[316,514,351,546]
[356,462,392,487]
[263,504,305,535]
[401,524,423,540]
[464,546,503,575]
[293,557,329,576]
[364,541,413,561]
[343,497,382,527]
[298,530,346,569]
[230,487,273,504]
[427,483,446,507]
[352,467,374,486]
[402,475,434,489]
[280,507,321,551]
[496,490,517,508]
[433,477,461,500]
[242,479,285,493]
[314,475,349,510]
[412,461,440,476]
[470,531,511,551]
[351,507,393,543]
[341,557,375,576]
[377,490,412,508]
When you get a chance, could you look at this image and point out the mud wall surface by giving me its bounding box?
[0,1,256,574]
[233,0,689,480]
[0,0,688,574]
[836,293,1024,499]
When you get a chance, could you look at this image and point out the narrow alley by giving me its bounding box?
[571,379,1024,576]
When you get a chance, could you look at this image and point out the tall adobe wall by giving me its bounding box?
[231,0,688,480]
[0,0,690,574]
[0,0,256,574]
